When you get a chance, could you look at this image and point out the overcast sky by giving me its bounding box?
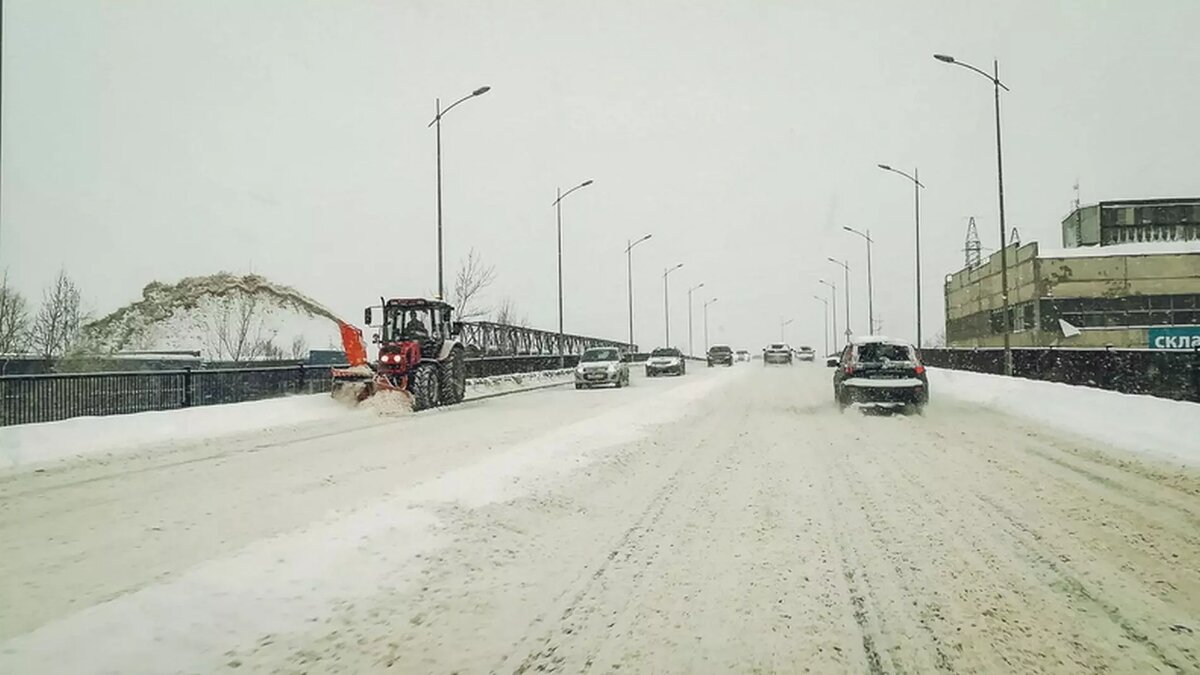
[3,0,1199,353]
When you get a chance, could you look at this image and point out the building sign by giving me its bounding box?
[1149,326,1200,350]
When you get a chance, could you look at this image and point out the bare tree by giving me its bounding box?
[493,297,527,327]
[198,291,278,361]
[29,269,84,360]
[255,339,286,361]
[0,272,31,359]
[453,248,496,321]
[289,334,309,360]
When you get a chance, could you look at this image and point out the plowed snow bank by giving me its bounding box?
[930,368,1200,465]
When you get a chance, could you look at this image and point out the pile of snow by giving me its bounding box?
[1037,240,1200,259]
[930,368,1200,466]
[0,394,356,470]
[466,368,574,396]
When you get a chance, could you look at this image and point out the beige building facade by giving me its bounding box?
[944,242,1200,348]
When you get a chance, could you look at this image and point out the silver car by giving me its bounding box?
[575,347,630,389]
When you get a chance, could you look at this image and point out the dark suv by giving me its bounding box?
[706,344,734,367]
[833,338,928,413]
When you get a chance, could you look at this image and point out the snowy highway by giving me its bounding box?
[2,364,1199,674]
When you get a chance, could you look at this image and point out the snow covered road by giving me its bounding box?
[2,365,1199,673]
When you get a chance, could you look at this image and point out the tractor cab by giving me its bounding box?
[367,298,460,360]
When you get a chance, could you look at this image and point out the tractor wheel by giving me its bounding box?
[410,363,440,411]
[439,346,467,405]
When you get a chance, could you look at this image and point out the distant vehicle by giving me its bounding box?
[706,344,734,367]
[832,336,928,414]
[575,347,630,389]
[735,349,751,362]
[763,343,793,365]
[645,347,686,377]
[825,354,840,368]
[796,346,815,362]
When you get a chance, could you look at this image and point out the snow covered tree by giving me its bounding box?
[29,269,84,360]
[0,272,31,355]
[197,291,279,362]
[452,248,496,321]
[493,297,527,327]
[289,334,309,360]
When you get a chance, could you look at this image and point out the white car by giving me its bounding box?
[575,347,630,389]
[763,343,793,365]
[796,346,815,362]
[645,347,686,376]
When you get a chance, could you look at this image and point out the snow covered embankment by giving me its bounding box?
[0,370,575,470]
[930,368,1200,466]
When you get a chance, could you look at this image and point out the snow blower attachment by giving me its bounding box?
[330,298,467,411]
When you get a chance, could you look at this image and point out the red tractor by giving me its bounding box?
[331,298,467,411]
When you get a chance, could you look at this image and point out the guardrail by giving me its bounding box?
[920,346,1200,403]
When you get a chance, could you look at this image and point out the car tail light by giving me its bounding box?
[914,365,926,376]
[844,365,854,376]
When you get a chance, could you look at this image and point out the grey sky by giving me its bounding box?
[3,1,1199,352]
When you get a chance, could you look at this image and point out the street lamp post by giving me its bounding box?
[554,179,595,366]
[877,164,924,346]
[662,264,684,347]
[687,283,705,357]
[625,234,652,350]
[934,53,1012,374]
[828,258,851,340]
[819,279,838,352]
[813,295,829,355]
[843,226,874,335]
[429,85,491,300]
[703,298,718,351]
[781,318,794,342]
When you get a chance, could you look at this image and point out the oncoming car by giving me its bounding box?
[735,349,751,362]
[575,347,630,389]
[645,347,686,377]
[832,337,928,413]
[763,343,793,365]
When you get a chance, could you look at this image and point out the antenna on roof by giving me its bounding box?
[1010,227,1021,247]
[964,216,982,268]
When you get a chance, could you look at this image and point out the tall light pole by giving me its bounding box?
[625,234,652,350]
[687,283,705,357]
[662,263,684,347]
[877,164,924,346]
[819,279,838,352]
[828,258,851,339]
[813,295,829,355]
[429,85,491,300]
[554,179,594,366]
[843,226,874,335]
[935,52,1012,374]
[703,298,718,351]
[781,318,794,342]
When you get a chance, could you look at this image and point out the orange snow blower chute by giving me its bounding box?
[338,321,369,367]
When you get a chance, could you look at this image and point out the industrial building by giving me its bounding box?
[944,236,1200,350]
[1061,197,1200,248]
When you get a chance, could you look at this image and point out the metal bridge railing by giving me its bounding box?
[458,321,632,357]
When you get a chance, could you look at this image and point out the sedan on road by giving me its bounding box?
[575,347,630,389]
[832,336,928,413]
[796,345,816,362]
[645,347,686,377]
[706,344,734,367]
[763,343,793,365]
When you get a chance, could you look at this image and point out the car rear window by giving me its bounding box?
[709,346,731,353]
[651,348,680,356]
[856,343,914,362]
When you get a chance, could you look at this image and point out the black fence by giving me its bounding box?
[920,347,1200,403]
[0,355,601,427]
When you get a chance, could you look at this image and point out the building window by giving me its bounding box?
[989,310,1005,334]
